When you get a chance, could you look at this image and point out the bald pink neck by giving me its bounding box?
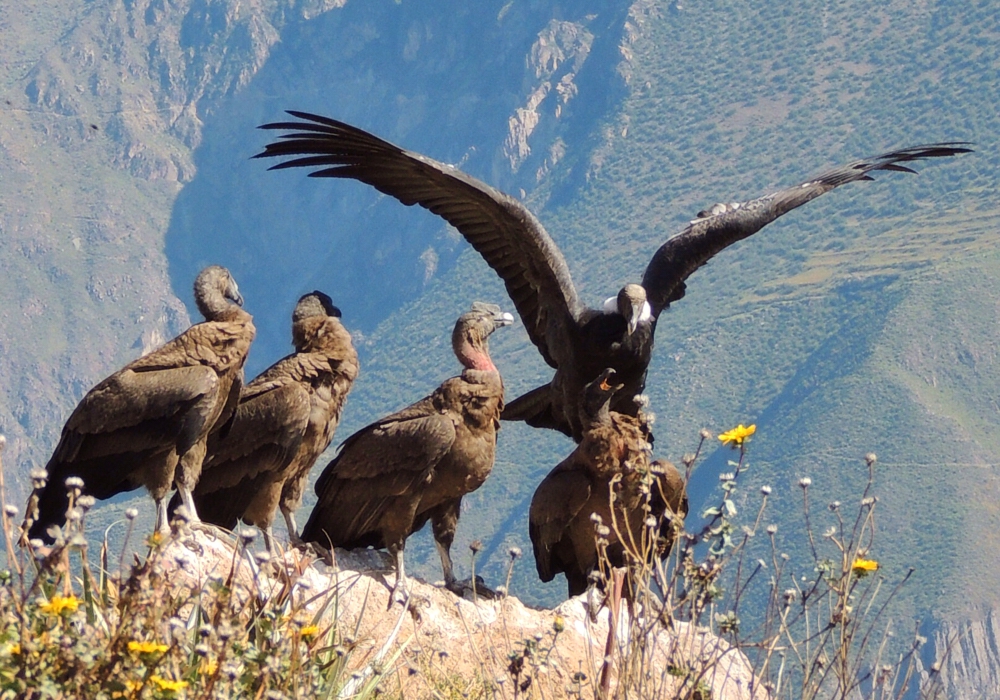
[456,342,497,372]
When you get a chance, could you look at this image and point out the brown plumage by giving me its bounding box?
[23,266,255,543]
[301,303,513,603]
[179,291,358,551]
[529,369,688,597]
[255,112,971,441]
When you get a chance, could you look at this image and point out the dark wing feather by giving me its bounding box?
[641,143,973,317]
[255,111,582,368]
[528,465,592,582]
[305,411,456,545]
[197,382,310,493]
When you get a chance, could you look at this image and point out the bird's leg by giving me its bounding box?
[433,505,498,600]
[154,497,170,535]
[434,538,457,591]
[387,544,409,609]
[176,484,202,524]
[282,507,303,547]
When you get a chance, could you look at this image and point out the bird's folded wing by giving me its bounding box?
[199,382,311,492]
[529,467,592,580]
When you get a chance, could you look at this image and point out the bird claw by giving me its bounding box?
[446,575,499,601]
[388,579,410,610]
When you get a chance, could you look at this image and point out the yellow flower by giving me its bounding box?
[150,675,188,693]
[300,624,320,638]
[111,679,142,698]
[200,658,218,676]
[5,643,20,655]
[38,595,79,615]
[852,558,879,576]
[718,424,756,447]
[128,640,169,655]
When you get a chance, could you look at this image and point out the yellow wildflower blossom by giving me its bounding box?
[718,424,756,448]
[200,658,218,676]
[150,675,188,693]
[38,595,79,615]
[111,679,142,698]
[300,625,320,638]
[852,558,879,576]
[128,640,169,655]
[5,643,20,655]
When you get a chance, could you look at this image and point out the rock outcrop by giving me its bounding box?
[161,530,760,699]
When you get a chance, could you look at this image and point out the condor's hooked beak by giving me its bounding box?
[494,311,515,327]
[627,302,643,335]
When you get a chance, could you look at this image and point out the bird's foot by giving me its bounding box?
[445,575,500,601]
[387,576,410,610]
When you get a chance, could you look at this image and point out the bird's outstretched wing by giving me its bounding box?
[641,143,973,317]
[255,111,581,369]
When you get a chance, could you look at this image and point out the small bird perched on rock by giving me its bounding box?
[177,291,358,551]
[301,302,513,605]
[529,368,688,597]
[23,265,255,543]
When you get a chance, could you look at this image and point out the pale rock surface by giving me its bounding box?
[161,529,762,699]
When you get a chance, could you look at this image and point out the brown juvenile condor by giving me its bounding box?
[301,302,513,604]
[529,368,688,597]
[23,266,255,543]
[176,291,358,551]
[254,112,971,441]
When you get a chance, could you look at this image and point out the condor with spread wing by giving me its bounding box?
[256,112,970,441]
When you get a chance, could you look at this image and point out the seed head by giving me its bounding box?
[3,504,18,518]
[507,546,522,560]
[30,469,48,489]
[469,539,483,555]
[865,453,877,467]
[238,528,257,545]
[64,476,84,491]
[682,453,696,467]
[699,428,712,440]
[760,485,771,496]
[589,512,603,524]
[77,495,96,512]
[254,551,272,566]
[829,501,841,511]
[798,477,812,489]
[766,524,778,535]
[125,508,139,521]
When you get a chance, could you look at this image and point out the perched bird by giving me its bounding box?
[23,266,255,543]
[255,112,971,441]
[176,291,358,551]
[529,368,688,597]
[301,303,513,603]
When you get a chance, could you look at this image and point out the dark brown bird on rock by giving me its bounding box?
[254,112,971,441]
[177,291,358,551]
[301,303,513,603]
[529,368,688,597]
[23,266,255,543]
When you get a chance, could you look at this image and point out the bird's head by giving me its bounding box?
[453,302,514,371]
[293,290,342,322]
[603,284,652,335]
[194,265,245,320]
[581,368,624,424]
[292,290,346,350]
